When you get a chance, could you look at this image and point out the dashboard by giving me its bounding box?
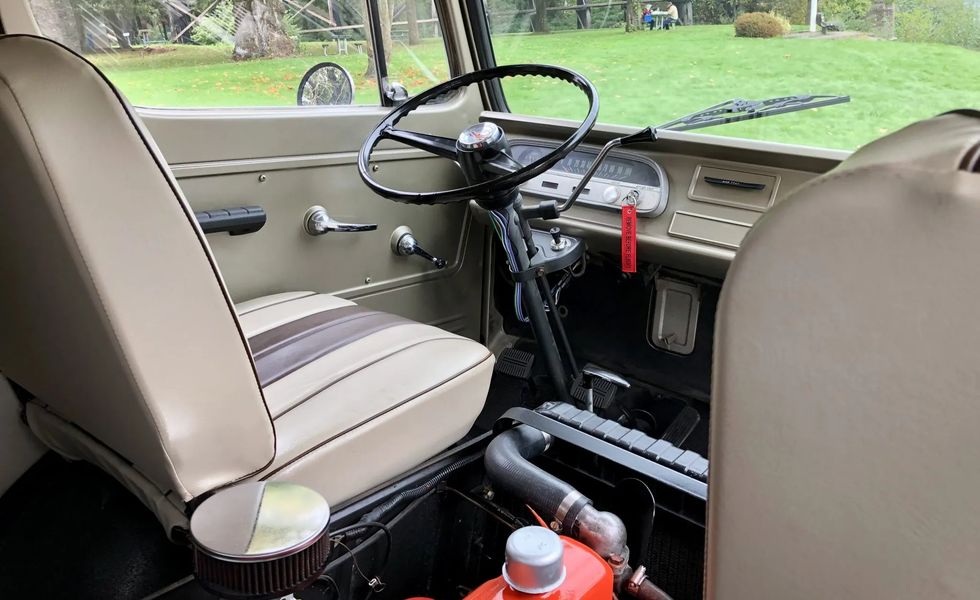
[493,127,838,278]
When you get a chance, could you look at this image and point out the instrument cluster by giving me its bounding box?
[511,141,669,217]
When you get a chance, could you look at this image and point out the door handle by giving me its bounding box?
[303,205,378,236]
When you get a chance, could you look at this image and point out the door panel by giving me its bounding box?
[174,152,485,337]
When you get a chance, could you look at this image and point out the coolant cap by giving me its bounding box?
[502,526,567,594]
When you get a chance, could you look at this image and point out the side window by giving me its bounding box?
[28,0,453,109]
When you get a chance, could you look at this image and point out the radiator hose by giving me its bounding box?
[484,424,629,560]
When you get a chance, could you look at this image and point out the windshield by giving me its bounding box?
[485,1,980,150]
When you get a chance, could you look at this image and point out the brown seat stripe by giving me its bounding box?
[249,306,412,387]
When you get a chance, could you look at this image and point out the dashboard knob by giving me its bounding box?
[548,227,568,251]
[602,186,620,204]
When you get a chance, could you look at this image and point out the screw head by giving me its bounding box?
[364,276,372,284]
[371,164,380,172]
[549,521,561,532]
[258,173,268,182]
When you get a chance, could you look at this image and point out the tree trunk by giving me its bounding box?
[30,0,82,52]
[232,0,295,61]
[532,0,549,32]
[362,0,393,79]
[624,0,640,31]
[405,0,420,45]
[576,0,592,29]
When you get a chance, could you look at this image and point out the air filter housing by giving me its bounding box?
[190,481,331,600]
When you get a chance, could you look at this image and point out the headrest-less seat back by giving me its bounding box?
[0,35,275,501]
[708,110,980,599]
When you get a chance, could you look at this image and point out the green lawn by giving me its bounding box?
[91,26,980,150]
[90,40,452,107]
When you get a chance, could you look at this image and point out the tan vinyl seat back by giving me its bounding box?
[0,35,275,502]
[708,110,980,599]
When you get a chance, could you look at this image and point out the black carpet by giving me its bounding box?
[0,453,190,599]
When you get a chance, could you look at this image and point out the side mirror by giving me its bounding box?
[297,62,355,106]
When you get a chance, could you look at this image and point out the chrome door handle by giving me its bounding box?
[303,205,378,235]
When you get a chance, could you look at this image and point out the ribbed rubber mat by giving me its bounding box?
[494,348,535,380]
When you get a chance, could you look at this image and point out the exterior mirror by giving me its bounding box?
[297,62,355,106]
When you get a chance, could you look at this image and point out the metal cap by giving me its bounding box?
[191,481,330,561]
[502,526,566,594]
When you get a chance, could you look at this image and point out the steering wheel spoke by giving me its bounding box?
[482,150,525,177]
[382,127,459,160]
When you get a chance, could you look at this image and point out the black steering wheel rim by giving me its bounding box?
[358,64,599,205]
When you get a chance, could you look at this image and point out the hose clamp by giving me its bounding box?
[626,565,648,595]
[554,490,585,527]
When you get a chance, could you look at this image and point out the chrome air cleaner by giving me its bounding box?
[190,481,330,599]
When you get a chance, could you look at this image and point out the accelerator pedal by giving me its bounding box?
[495,348,536,380]
[661,406,701,446]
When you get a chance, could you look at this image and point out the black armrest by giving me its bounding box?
[195,206,266,236]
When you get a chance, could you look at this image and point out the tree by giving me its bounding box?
[532,0,550,32]
[624,0,641,30]
[232,0,295,60]
[404,0,420,45]
[362,0,393,79]
[34,0,82,52]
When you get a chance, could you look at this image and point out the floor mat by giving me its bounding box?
[0,453,190,599]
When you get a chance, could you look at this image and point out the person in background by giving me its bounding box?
[663,1,679,29]
[643,5,655,30]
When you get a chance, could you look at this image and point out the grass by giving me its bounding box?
[90,40,451,107]
[90,26,980,150]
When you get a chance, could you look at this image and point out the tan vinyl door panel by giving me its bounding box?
[137,90,487,338]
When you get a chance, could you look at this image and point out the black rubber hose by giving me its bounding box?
[484,424,592,529]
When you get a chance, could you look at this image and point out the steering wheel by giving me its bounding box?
[358,64,599,207]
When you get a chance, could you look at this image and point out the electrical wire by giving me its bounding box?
[329,521,392,575]
[313,574,342,599]
[488,210,529,323]
[329,538,387,599]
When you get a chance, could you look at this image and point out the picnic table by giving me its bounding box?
[646,10,670,29]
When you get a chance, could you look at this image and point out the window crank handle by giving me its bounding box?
[391,226,447,269]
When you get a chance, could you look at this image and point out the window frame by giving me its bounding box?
[6,0,464,114]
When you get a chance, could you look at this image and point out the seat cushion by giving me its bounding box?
[236,292,493,506]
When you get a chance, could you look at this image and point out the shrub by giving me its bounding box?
[734,12,791,37]
[768,0,810,24]
[895,0,980,48]
[820,0,873,29]
[190,0,235,46]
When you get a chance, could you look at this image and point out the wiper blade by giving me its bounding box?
[654,94,850,132]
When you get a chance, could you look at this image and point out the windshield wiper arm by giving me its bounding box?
[655,94,850,132]
[554,93,849,214]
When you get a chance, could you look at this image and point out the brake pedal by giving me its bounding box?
[494,348,535,380]
[571,376,618,410]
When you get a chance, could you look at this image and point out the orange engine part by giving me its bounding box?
[464,536,613,600]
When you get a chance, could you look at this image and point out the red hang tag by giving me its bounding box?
[621,201,637,273]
